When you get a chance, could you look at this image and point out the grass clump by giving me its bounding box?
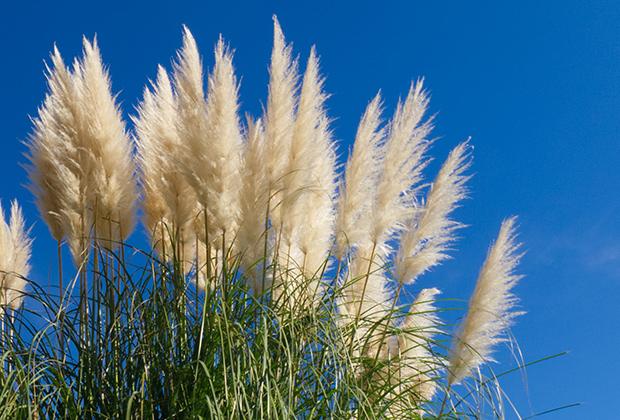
[0,15,566,419]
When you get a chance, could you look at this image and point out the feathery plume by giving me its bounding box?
[202,37,244,239]
[276,48,336,303]
[172,27,209,231]
[0,201,32,311]
[372,81,432,253]
[264,16,298,227]
[27,48,89,263]
[28,40,136,263]
[174,29,243,249]
[134,66,198,272]
[448,217,524,385]
[395,142,471,285]
[238,117,271,293]
[296,113,337,298]
[73,37,137,247]
[335,93,384,258]
[280,47,327,242]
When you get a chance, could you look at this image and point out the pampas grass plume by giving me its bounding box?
[202,36,244,238]
[237,117,271,293]
[134,66,199,270]
[172,26,209,221]
[395,141,471,285]
[28,39,137,262]
[0,201,32,310]
[281,47,337,295]
[371,81,432,251]
[280,47,327,243]
[335,93,384,258]
[174,28,243,248]
[74,37,137,246]
[27,47,87,262]
[264,17,298,227]
[448,217,524,385]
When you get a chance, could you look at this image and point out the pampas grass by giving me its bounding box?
[134,66,199,272]
[27,38,136,263]
[277,47,337,303]
[264,17,299,229]
[173,28,244,252]
[0,201,32,310]
[335,93,384,258]
[395,141,471,285]
[237,117,271,293]
[372,81,432,253]
[1,18,551,419]
[27,47,89,263]
[74,38,137,248]
[448,217,524,385]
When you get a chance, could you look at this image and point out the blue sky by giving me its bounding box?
[1,1,618,417]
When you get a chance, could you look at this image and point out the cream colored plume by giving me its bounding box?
[264,17,298,228]
[395,142,471,285]
[335,93,384,258]
[27,47,89,262]
[448,217,524,385]
[73,38,137,247]
[202,37,243,239]
[397,288,442,402]
[0,201,32,311]
[28,40,136,263]
[174,28,243,249]
[276,48,337,303]
[134,66,198,272]
[372,81,432,253]
[296,113,337,300]
[280,47,327,243]
[172,28,209,224]
[237,117,271,293]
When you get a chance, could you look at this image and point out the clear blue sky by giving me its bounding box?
[1,1,617,417]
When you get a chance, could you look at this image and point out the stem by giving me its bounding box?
[194,274,210,380]
[195,233,200,320]
[326,257,344,319]
[57,239,64,361]
[221,231,227,300]
[204,208,212,286]
[271,220,283,308]
[438,384,452,417]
